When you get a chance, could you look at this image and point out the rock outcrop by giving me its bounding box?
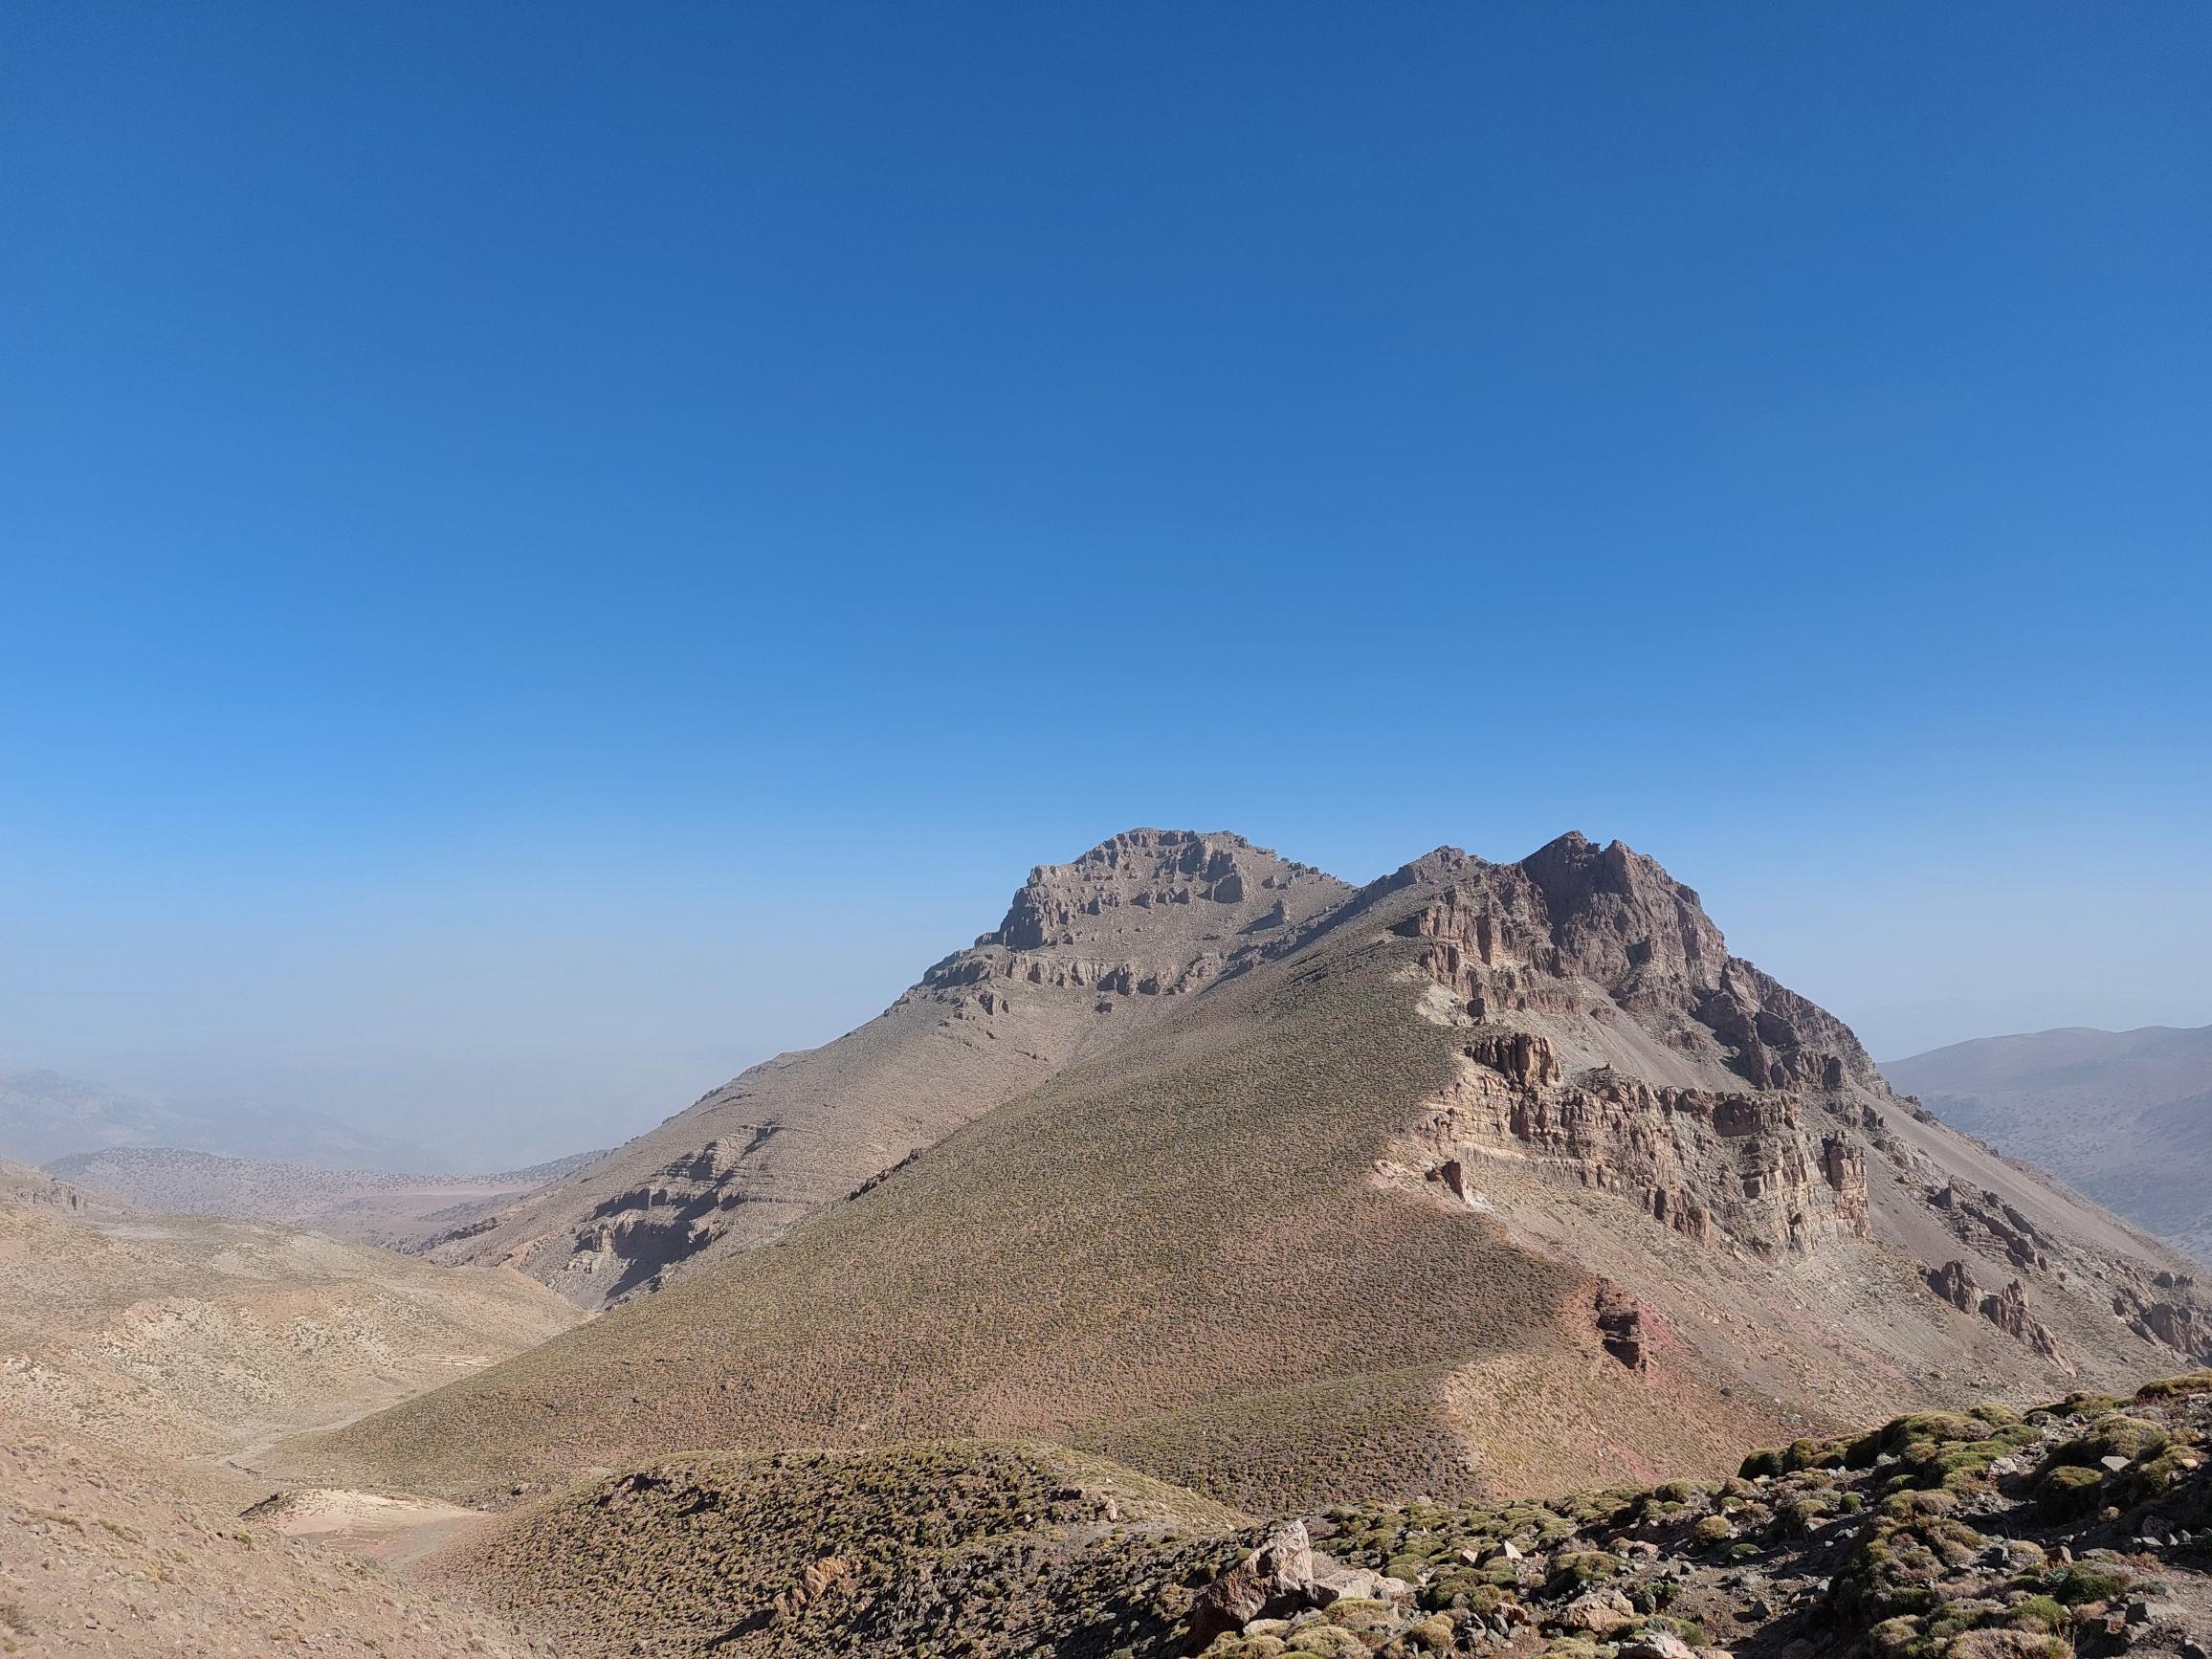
[1929,1258,1982,1312]
[1593,1279,1649,1372]
[1980,1277,2069,1367]
[1383,835,1884,1264]
[2116,1282,2212,1364]
[1184,1519,1418,1653]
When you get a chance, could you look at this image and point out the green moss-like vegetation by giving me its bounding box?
[1546,1551,1622,1592]
[2031,1465,2106,1521]
[1847,1413,1987,1471]
[2046,1564,2131,1606]
[2136,1372,2212,1402]
[2003,1595,2068,1635]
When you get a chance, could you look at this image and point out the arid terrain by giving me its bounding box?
[436,1370,2212,1659]
[8,831,2207,1659]
[0,1157,581,1655]
[295,832,2211,1517]
[44,1145,606,1247]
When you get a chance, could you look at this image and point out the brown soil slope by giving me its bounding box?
[0,1160,586,1656]
[0,1430,556,1659]
[422,829,1349,1307]
[305,833,2212,1514]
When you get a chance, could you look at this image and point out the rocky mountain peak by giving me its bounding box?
[1378,833,1880,1095]
[984,829,1341,956]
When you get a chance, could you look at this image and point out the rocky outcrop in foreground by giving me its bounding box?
[449,1375,2212,1659]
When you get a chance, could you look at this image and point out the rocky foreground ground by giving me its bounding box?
[448,1374,2212,1659]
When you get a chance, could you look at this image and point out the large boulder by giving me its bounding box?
[1185,1521,1320,1651]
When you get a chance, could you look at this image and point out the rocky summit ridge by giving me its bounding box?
[305,829,2212,1516]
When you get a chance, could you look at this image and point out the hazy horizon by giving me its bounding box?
[8,817,2209,1169]
[5,6,2205,1169]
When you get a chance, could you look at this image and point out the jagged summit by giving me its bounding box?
[988,828,1324,951]
[1406,830,1882,1095]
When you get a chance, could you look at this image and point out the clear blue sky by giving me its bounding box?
[3,4,2207,1164]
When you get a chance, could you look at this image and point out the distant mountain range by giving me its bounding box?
[1885,1024,2212,1265]
[0,1066,443,1170]
[44,1144,608,1245]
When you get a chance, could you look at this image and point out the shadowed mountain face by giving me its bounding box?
[299,831,2212,1515]
[1886,1025,2212,1266]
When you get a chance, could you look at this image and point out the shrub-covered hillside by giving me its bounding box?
[448,1374,2212,1659]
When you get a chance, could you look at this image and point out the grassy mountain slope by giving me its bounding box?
[420,830,1351,1307]
[303,832,2212,1515]
[1886,1026,2212,1264]
[435,1442,1248,1659]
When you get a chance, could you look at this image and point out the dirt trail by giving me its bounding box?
[204,1357,510,1565]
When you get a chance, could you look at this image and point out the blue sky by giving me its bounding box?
[3,4,2207,1164]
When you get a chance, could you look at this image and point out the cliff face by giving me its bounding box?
[423,830,1350,1307]
[1368,834,2212,1394]
[1383,836,1874,1262]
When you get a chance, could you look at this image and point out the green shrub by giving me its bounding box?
[1404,1614,1455,1652]
[2047,1564,2130,1605]
[1546,1551,1620,1591]
[2136,1372,2212,1402]
[1321,1598,1398,1632]
[2032,1465,2105,1520]
[2003,1595,2068,1634]
[1286,1626,1367,1659]
[1847,1413,1984,1470]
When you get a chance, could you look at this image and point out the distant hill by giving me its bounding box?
[0,1065,440,1170]
[45,1144,607,1243]
[0,1152,582,1656]
[299,830,2212,1515]
[1885,1024,2212,1264]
